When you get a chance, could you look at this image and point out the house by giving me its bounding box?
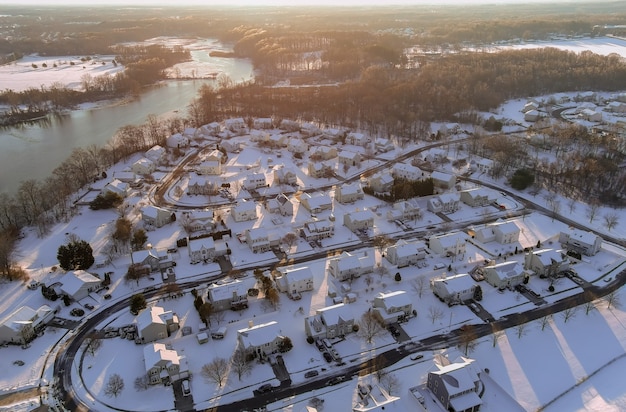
[266,193,294,216]
[338,150,362,168]
[334,182,364,204]
[312,145,338,160]
[300,192,332,214]
[475,158,494,175]
[280,119,301,132]
[431,171,456,190]
[0,305,56,345]
[521,101,539,113]
[392,163,423,181]
[427,193,460,214]
[197,150,224,175]
[579,108,602,122]
[245,227,271,253]
[180,210,214,233]
[231,201,258,222]
[460,188,495,207]
[200,122,221,136]
[345,132,369,147]
[268,133,287,148]
[367,172,394,193]
[101,178,129,198]
[384,239,426,267]
[145,145,166,165]
[431,273,477,305]
[131,249,164,272]
[132,157,156,175]
[275,266,314,296]
[253,117,273,129]
[524,109,540,122]
[524,248,569,278]
[328,250,374,282]
[375,137,394,153]
[220,140,240,153]
[59,270,101,301]
[187,179,218,196]
[113,171,137,184]
[307,161,334,178]
[166,133,189,149]
[287,137,308,155]
[429,232,467,257]
[207,279,249,311]
[143,342,182,385]
[483,261,527,290]
[427,356,482,412]
[372,290,413,324]
[141,205,172,228]
[136,306,180,344]
[188,237,216,264]
[386,199,422,221]
[343,209,375,232]
[237,320,287,360]
[273,165,298,185]
[301,219,334,241]
[438,123,460,136]
[224,117,247,134]
[300,122,321,137]
[491,220,520,244]
[243,173,267,190]
[559,228,602,256]
[304,303,355,339]
[606,101,626,113]
[423,148,448,164]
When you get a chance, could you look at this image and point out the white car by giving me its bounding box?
[182,379,190,396]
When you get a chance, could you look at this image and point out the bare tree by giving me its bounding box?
[515,323,527,339]
[266,287,280,309]
[603,212,619,232]
[458,325,477,355]
[211,310,226,326]
[199,302,214,327]
[566,198,577,214]
[491,330,504,348]
[549,200,561,221]
[379,372,401,395]
[134,374,150,391]
[282,232,298,249]
[561,307,577,323]
[357,310,386,344]
[104,374,125,398]
[586,201,601,224]
[539,314,552,331]
[604,291,622,310]
[231,346,253,381]
[427,306,444,324]
[84,333,102,356]
[584,300,597,315]
[201,358,229,387]
[412,276,427,298]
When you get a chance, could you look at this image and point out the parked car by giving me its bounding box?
[315,339,325,351]
[322,338,332,349]
[254,383,274,395]
[70,308,85,317]
[182,379,190,396]
[326,376,346,386]
[27,281,41,290]
[323,352,333,362]
[304,370,319,378]
[103,294,112,300]
[84,303,95,310]
[411,353,424,361]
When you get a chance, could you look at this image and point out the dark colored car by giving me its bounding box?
[84,303,95,310]
[70,308,85,317]
[323,352,333,362]
[254,383,274,396]
[103,294,112,300]
[326,376,346,386]
[305,370,319,378]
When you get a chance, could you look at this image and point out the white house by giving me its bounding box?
[166,133,189,149]
[312,145,338,160]
[345,131,369,147]
[143,342,182,385]
[384,239,426,267]
[375,137,394,153]
[343,209,375,232]
[372,290,412,324]
[475,158,494,175]
[392,163,423,181]
[367,172,394,193]
[334,182,364,204]
[431,273,478,305]
[207,280,249,312]
[253,117,273,129]
[0,305,56,345]
[141,205,172,228]
[280,119,301,132]
[579,108,602,122]
[431,171,456,190]
[338,150,362,168]
[273,165,298,185]
[287,137,308,155]
[180,210,214,233]
[59,270,101,301]
[132,157,156,175]
[237,321,287,360]
[524,109,540,122]
[307,161,333,179]
[427,193,460,214]
[275,266,314,297]
[266,193,294,216]
[386,199,422,221]
[101,178,129,198]
[300,192,332,214]
[429,232,467,257]
[197,150,224,175]
[245,227,271,253]
[524,248,569,278]
[483,261,527,290]
[606,101,626,113]
[300,122,321,137]
[224,117,247,134]
[243,173,267,190]
[304,303,355,339]
[460,188,495,207]
[231,201,258,222]
[559,228,602,256]
[188,237,216,264]
[301,219,334,241]
[427,356,482,412]
[136,306,180,344]
[328,250,374,282]
[145,145,166,165]
[200,122,221,136]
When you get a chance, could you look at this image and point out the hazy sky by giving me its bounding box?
[0,0,580,6]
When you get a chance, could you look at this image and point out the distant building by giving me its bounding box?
[429,232,468,257]
[431,171,456,190]
[301,219,334,241]
[427,193,460,214]
[392,163,423,181]
[132,157,156,175]
[231,201,258,222]
[59,270,101,301]
[275,266,314,297]
[143,342,182,385]
[386,199,422,221]
[334,182,364,204]
[101,178,129,198]
[243,173,267,190]
[460,188,495,207]
[141,205,172,228]
[300,192,332,214]
[367,172,394,193]
[245,227,271,254]
[188,237,216,264]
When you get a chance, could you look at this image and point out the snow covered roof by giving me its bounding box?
[432,273,475,293]
[208,279,247,302]
[375,290,411,309]
[316,303,354,325]
[237,320,282,348]
[281,266,314,282]
[59,270,101,296]
[136,306,174,330]
[143,342,180,370]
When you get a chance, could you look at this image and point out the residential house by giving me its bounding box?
[275,266,314,297]
[559,228,602,256]
[431,273,477,306]
[312,145,338,160]
[438,123,460,136]
[287,137,308,155]
[334,182,364,204]
[384,239,426,267]
[345,132,369,147]
[200,122,221,136]
[328,250,374,282]
[243,173,267,190]
[131,249,164,273]
[112,171,137,184]
[145,145,166,165]
[386,199,421,221]
[136,306,180,344]
[207,279,248,311]
[301,219,334,241]
[245,227,271,253]
[427,356,482,412]
[304,303,355,339]
[143,342,182,385]
[475,158,494,175]
[231,201,258,222]
[367,172,394,193]
[253,117,273,129]
[181,210,214,233]
[524,110,540,122]
[375,137,394,153]
[266,193,294,216]
[280,119,301,132]
[166,133,189,149]
[460,188,495,207]
[606,101,626,113]
[0,305,56,345]
[268,133,287,148]
[392,163,423,181]
[579,108,602,122]
[300,122,321,137]
[429,232,468,257]
[220,140,240,153]
[187,179,218,196]
[59,270,101,301]
[343,209,375,232]
[524,248,569,278]
[300,192,332,214]
[431,171,456,190]
[427,193,460,214]
[492,221,520,244]
[188,237,216,264]
[307,161,334,178]
[483,261,527,290]
[273,165,298,185]
[197,150,224,175]
[141,205,172,228]
[224,117,247,134]
[237,321,287,360]
[522,101,539,113]
[423,148,448,164]
[101,179,129,198]
[132,157,156,175]
[338,150,362,168]
[372,290,413,324]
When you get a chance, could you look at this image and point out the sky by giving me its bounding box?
[0,0,584,6]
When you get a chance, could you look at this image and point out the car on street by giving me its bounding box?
[411,353,424,361]
[70,308,85,317]
[103,294,112,300]
[182,379,190,396]
[315,339,325,351]
[323,352,333,362]
[326,376,346,386]
[84,303,94,310]
[254,383,274,396]
[304,370,319,378]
